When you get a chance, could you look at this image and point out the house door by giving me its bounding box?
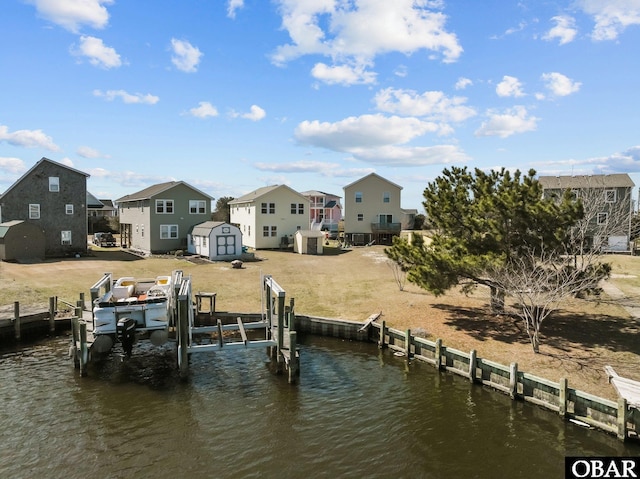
[217,235,236,255]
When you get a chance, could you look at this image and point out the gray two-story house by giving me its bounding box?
[539,173,635,252]
[117,181,213,254]
[0,157,89,257]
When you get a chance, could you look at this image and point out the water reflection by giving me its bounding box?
[0,335,638,479]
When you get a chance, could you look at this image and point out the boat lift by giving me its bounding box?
[175,273,299,383]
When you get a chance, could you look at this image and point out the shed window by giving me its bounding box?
[160,224,178,239]
[156,199,174,214]
[65,204,74,215]
[61,231,72,245]
[29,204,40,219]
[49,177,59,192]
[189,200,206,214]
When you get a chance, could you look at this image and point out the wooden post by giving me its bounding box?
[13,301,20,340]
[48,297,56,333]
[558,378,568,417]
[289,298,295,331]
[617,397,627,441]
[378,320,386,349]
[405,329,411,358]
[71,317,80,369]
[469,350,477,382]
[288,331,298,384]
[277,295,285,373]
[177,293,190,379]
[79,319,88,377]
[509,362,518,399]
[79,292,85,311]
[435,338,442,369]
[217,319,224,348]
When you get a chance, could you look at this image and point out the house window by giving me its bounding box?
[357,214,364,221]
[355,192,363,203]
[49,177,59,192]
[383,192,390,203]
[605,189,617,203]
[298,203,304,214]
[189,200,206,214]
[156,199,174,214]
[29,204,40,219]
[61,231,72,245]
[160,224,178,239]
[141,224,145,238]
[291,203,305,214]
[597,213,608,225]
[65,204,74,215]
[261,202,275,214]
[263,226,277,237]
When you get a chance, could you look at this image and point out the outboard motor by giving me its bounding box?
[116,317,137,357]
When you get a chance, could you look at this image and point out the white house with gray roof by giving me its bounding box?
[229,185,310,249]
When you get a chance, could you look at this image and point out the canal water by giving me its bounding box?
[1,335,638,478]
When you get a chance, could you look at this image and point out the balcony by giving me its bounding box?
[371,222,401,233]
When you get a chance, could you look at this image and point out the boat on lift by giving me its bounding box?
[90,272,178,355]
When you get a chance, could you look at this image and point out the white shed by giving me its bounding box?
[188,221,242,260]
[293,230,324,255]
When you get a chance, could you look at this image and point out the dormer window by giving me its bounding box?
[49,177,59,192]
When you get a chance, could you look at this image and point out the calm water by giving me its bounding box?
[0,335,638,479]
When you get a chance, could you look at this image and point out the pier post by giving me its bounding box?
[289,298,295,331]
[49,297,56,333]
[617,397,628,441]
[79,320,88,377]
[277,295,285,373]
[405,329,411,358]
[288,330,298,384]
[509,362,518,399]
[469,350,477,382]
[558,378,568,417]
[378,320,386,349]
[13,301,20,340]
[435,338,442,369]
[177,290,190,379]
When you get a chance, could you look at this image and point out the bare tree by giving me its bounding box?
[489,248,609,353]
[387,259,407,291]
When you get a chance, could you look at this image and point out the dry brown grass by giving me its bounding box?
[1,242,639,400]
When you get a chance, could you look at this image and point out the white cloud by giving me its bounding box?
[77,146,108,158]
[227,0,244,19]
[271,0,462,85]
[496,75,525,97]
[475,106,538,138]
[93,89,159,104]
[0,157,26,174]
[455,77,472,90]
[230,105,266,121]
[373,87,476,124]
[254,160,373,177]
[311,62,377,85]
[534,146,640,175]
[72,35,121,69]
[543,15,578,45]
[577,0,640,41]
[295,114,439,151]
[541,72,581,96]
[293,113,468,166]
[188,101,219,118]
[29,0,112,33]
[0,124,61,151]
[170,38,203,73]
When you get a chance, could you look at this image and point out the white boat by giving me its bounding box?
[90,273,176,354]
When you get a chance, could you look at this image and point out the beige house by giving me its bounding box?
[343,173,404,246]
[229,185,310,249]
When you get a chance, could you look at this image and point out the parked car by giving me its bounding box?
[93,232,117,247]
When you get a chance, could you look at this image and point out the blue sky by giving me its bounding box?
[1,0,640,211]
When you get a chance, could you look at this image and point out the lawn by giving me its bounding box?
[1,243,639,400]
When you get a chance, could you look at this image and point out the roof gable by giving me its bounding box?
[229,184,309,204]
[116,181,213,203]
[538,174,635,189]
[343,172,403,191]
[1,157,89,198]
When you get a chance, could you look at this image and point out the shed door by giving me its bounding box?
[217,235,236,256]
[307,237,318,255]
